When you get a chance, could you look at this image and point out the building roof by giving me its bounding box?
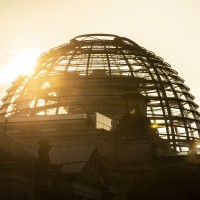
[50,146,95,173]
[0,129,36,162]
[32,145,96,174]
[50,146,94,165]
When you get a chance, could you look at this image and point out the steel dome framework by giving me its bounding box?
[0,34,200,151]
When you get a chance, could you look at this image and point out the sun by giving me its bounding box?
[0,48,43,84]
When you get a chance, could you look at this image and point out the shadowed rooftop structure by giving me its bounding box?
[0,33,200,152]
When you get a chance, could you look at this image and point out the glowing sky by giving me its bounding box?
[0,0,200,105]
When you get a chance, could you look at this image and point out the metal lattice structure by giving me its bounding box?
[0,34,200,151]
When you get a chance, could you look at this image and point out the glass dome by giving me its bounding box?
[0,33,200,151]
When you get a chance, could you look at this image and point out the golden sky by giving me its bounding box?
[0,0,200,104]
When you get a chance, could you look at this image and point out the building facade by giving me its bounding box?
[0,34,200,199]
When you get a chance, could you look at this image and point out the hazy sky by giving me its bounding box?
[0,0,200,105]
